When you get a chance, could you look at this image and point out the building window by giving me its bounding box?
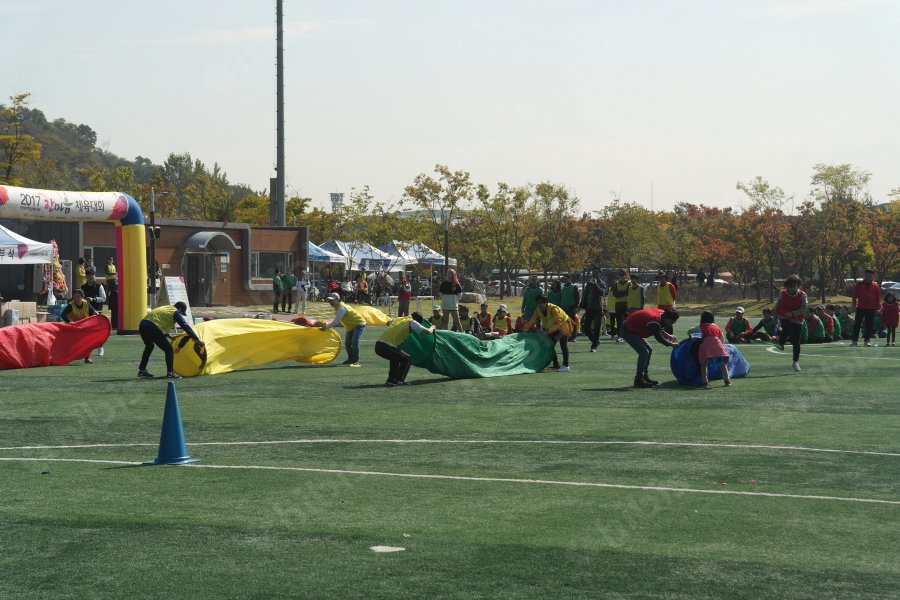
[83,246,116,266]
[251,252,294,278]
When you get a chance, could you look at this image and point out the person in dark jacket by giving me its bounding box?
[579,269,606,352]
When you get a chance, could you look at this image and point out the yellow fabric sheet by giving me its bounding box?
[172,318,341,377]
[354,305,392,326]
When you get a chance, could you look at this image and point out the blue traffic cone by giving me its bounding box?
[145,382,197,465]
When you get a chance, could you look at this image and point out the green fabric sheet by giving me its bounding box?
[399,330,554,379]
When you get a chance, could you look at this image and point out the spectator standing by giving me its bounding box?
[620,308,680,388]
[655,271,678,310]
[850,268,881,346]
[272,268,283,313]
[580,269,606,352]
[280,269,296,313]
[627,274,645,315]
[608,270,630,340]
[725,307,752,343]
[560,275,580,341]
[696,269,706,287]
[74,257,87,292]
[294,269,311,315]
[104,256,117,287]
[438,268,463,331]
[523,295,574,372]
[321,293,366,366]
[521,275,543,322]
[774,274,807,372]
[397,275,413,317]
[82,269,106,314]
[547,280,563,306]
[106,279,118,332]
[881,292,898,346]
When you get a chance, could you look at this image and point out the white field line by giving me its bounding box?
[765,346,900,360]
[0,439,898,457]
[1,456,898,506]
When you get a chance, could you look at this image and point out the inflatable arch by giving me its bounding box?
[0,185,146,332]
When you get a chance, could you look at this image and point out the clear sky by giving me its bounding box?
[5,0,899,213]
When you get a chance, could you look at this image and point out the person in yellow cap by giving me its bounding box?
[138,301,203,379]
[320,293,366,366]
[376,312,435,386]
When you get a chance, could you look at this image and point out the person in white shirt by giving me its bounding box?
[294,269,311,315]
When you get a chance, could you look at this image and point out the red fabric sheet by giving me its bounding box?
[0,315,111,369]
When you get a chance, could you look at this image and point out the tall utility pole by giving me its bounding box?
[272,0,286,226]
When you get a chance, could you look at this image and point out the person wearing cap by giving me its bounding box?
[850,268,881,347]
[523,295,574,372]
[607,270,630,341]
[376,312,435,386]
[620,307,680,387]
[725,307,752,344]
[430,305,445,330]
[655,271,677,311]
[321,293,366,365]
[137,301,203,379]
[397,274,412,317]
[104,255,117,283]
[61,289,100,364]
[493,304,514,337]
[774,274,807,372]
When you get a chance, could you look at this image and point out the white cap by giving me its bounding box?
[432,304,441,311]
[736,306,744,313]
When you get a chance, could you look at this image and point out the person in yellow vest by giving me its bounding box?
[608,270,631,341]
[105,255,117,285]
[376,312,436,386]
[492,304,514,337]
[61,289,99,364]
[74,257,87,291]
[321,293,366,366]
[523,295,575,372]
[655,271,677,310]
[137,301,203,379]
[627,274,645,315]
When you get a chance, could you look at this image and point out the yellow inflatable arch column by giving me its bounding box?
[0,185,147,333]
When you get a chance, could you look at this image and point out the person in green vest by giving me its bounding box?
[743,307,779,342]
[375,312,436,386]
[137,301,203,379]
[521,275,543,322]
[321,293,366,366]
[280,269,297,313]
[547,280,563,306]
[272,268,283,313]
[560,274,581,341]
[725,307,752,343]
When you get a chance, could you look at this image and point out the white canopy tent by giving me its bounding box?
[320,240,402,271]
[0,224,53,265]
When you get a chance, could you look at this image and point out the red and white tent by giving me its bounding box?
[0,223,53,265]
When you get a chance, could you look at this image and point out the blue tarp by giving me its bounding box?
[670,336,751,386]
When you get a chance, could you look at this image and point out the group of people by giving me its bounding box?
[271,268,312,315]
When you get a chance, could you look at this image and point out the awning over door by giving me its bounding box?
[180,231,241,251]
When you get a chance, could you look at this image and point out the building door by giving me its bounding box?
[183,253,216,306]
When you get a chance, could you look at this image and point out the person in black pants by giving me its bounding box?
[579,269,606,352]
[137,302,204,379]
[375,312,435,386]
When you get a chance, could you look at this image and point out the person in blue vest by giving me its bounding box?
[137,301,203,379]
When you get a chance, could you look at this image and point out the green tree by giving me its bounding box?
[736,176,792,301]
[1,93,42,184]
[474,182,537,297]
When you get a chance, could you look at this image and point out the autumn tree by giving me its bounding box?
[1,93,42,184]
[474,183,537,296]
[736,176,792,301]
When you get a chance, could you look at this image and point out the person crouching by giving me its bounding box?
[376,312,435,386]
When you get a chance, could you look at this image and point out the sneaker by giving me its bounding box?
[395,380,410,386]
[98,347,105,357]
[348,363,361,368]
[341,359,354,365]
[633,377,654,388]
[385,380,399,387]
[138,370,154,379]
[556,366,570,372]
[590,347,597,353]
[864,342,873,347]
[84,358,93,364]
[792,362,801,372]
[166,371,182,379]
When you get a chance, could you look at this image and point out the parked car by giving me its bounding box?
[487,280,525,297]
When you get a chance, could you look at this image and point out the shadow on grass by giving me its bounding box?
[345,377,451,390]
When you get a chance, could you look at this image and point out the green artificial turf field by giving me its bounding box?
[1,323,898,599]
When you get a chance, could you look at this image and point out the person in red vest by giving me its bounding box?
[774,274,807,372]
[620,308,680,388]
[881,292,898,347]
[850,268,881,347]
[396,274,413,317]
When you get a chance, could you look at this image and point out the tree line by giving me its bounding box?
[3,93,898,300]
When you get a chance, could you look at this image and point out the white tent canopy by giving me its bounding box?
[308,241,348,266]
[0,224,53,265]
[405,242,457,267]
[320,240,402,271]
